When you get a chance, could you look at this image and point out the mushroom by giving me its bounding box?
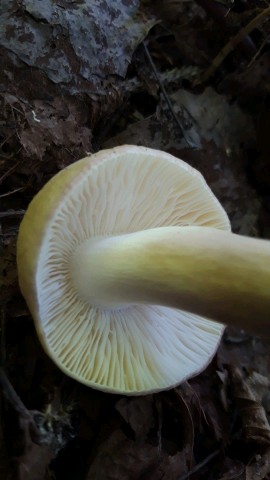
[17,146,270,394]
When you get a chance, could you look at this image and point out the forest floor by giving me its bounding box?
[1,1,270,479]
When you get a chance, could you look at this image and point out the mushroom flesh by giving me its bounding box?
[17,146,270,394]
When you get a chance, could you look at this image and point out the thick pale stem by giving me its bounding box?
[71,226,270,336]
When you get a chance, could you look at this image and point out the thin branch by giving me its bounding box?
[142,42,195,148]
[200,6,270,83]
[0,159,21,183]
[178,449,220,480]
[0,210,25,218]
[0,369,31,420]
[0,368,41,442]
[194,0,256,58]
[0,187,24,198]
[0,308,6,367]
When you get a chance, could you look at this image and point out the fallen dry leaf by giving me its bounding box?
[0,0,156,85]
[86,429,189,480]
[115,395,155,442]
[229,367,270,445]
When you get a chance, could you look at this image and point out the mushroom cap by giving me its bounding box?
[17,145,230,394]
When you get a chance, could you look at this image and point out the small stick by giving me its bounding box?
[0,308,6,367]
[0,187,24,198]
[0,368,32,420]
[0,368,41,442]
[142,42,195,148]
[200,6,270,83]
[178,449,220,480]
[0,157,21,183]
[195,0,256,57]
[0,210,25,218]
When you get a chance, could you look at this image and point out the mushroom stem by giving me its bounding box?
[71,226,270,335]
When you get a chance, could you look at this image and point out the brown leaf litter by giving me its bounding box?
[1,1,270,479]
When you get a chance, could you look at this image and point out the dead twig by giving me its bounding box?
[178,448,220,480]
[142,42,196,148]
[0,187,24,198]
[0,158,21,183]
[0,210,25,218]
[0,309,6,367]
[199,6,270,83]
[0,368,41,443]
[0,369,32,421]
[195,0,256,58]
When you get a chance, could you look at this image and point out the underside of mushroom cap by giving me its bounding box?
[17,145,230,394]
